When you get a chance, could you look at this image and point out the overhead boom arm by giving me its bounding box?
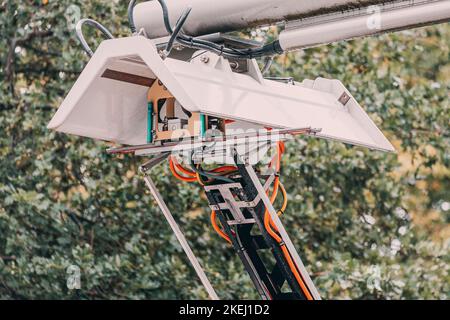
[134,0,450,51]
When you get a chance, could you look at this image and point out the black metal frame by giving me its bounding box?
[203,161,308,300]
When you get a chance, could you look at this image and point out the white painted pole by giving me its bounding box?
[134,0,449,48]
[134,0,391,39]
[279,0,450,50]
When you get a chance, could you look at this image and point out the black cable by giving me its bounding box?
[177,30,282,59]
[164,6,192,57]
[262,56,274,75]
[189,151,235,184]
[126,0,283,59]
[181,106,192,118]
[158,0,173,34]
[175,35,281,59]
[128,0,137,34]
[156,0,283,59]
[76,19,114,57]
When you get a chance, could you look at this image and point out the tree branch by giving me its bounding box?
[5,30,53,95]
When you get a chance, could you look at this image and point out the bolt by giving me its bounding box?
[230,61,239,69]
[158,50,167,60]
[200,56,210,64]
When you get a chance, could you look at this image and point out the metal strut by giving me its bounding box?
[202,149,321,300]
[241,157,321,300]
[139,153,219,300]
[138,148,320,300]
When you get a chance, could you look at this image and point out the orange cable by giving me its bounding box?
[169,157,197,182]
[169,143,313,300]
[168,157,235,243]
[211,211,231,244]
[175,162,196,177]
[281,245,314,300]
[212,166,237,173]
[262,142,314,300]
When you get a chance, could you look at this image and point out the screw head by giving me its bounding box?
[200,56,210,63]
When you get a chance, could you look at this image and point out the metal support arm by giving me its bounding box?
[240,156,322,300]
[140,155,219,300]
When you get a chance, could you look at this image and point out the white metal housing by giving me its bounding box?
[48,36,394,152]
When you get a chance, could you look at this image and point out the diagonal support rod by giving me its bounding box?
[241,156,322,300]
[140,155,219,300]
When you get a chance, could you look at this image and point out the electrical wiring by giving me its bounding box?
[261,56,274,75]
[169,157,197,182]
[195,169,207,186]
[262,142,314,301]
[211,211,231,244]
[278,181,288,216]
[128,0,138,34]
[157,0,173,33]
[77,0,282,61]
[175,35,283,59]
[189,152,235,184]
[76,1,283,63]
[171,156,237,179]
[169,155,236,242]
[281,244,314,300]
[163,6,193,57]
[154,0,284,59]
[267,142,285,230]
[169,141,313,299]
[211,166,237,173]
[173,159,196,177]
[76,18,114,57]
[170,143,278,246]
[169,145,313,299]
[262,173,315,302]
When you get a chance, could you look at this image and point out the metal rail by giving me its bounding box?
[140,154,219,300]
[240,154,322,300]
[106,127,320,155]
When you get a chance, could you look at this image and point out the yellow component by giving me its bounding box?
[147,79,218,142]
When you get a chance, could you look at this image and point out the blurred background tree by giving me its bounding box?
[0,1,448,299]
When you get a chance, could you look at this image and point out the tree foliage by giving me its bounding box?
[0,1,448,299]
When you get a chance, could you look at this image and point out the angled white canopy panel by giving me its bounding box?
[48,36,197,145]
[48,36,394,152]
